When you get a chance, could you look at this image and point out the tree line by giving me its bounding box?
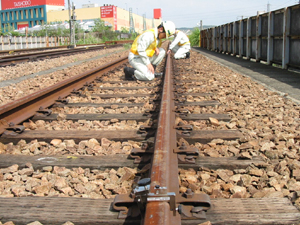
[1,18,201,46]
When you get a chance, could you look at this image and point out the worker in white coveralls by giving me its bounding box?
[167,30,191,59]
[124,21,176,81]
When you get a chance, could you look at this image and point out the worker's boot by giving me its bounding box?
[153,65,163,77]
[185,52,190,59]
[124,67,136,80]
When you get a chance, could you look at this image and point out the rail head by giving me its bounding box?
[112,53,211,224]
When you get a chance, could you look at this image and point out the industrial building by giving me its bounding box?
[0,0,162,33]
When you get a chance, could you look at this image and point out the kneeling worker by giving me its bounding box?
[167,30,191,59]
[124,21,176,81]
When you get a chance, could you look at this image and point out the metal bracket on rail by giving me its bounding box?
[70,89,86,97]
[150,94,161,102]
[177,188,211,219]
[143,109,158,118]
[133,179,177,215]
[175,123,193,136]
[83,82,94,91]
[113,178,177,219]
[113,179,211,220]
[175,108,190,117]
[34,107,52,117]
[149,99,159,106]
[174,139,199,164]
[138,124,156,137]
[53,98,69,107]
[130,141,154,163]
[95,77,103,82]
[3,123,25,135]
[174,95,186,104]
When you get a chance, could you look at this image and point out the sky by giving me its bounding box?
[68,0,299,28]
[0,0,298,28]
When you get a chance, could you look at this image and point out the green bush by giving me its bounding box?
[188,28,200,47]
[76,34,103,45]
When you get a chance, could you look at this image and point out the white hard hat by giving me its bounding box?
[162,21,175,38]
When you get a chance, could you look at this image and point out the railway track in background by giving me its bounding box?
[0,51,299,224]
[0,40,132,67]
[0,40,133,55]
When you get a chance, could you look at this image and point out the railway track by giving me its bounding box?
[0,42,131,67]
[0,40,133,56]
[0,49,299,225]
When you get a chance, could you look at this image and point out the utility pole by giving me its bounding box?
[68,0,72,47]
[71,2,76,47]
[267,2,270,12]
[129,8,135,33]
[197,20,202,47]
[198,20,202,31]
[68,1,76,48]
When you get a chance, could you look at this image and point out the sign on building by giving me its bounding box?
[2,0,64,10]
[17,23,29,30]
[101,5,117,30]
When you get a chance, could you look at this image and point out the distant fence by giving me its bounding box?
[0,36,70,51]
[200,4,300,70]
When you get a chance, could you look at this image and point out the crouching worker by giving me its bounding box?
[124,21,176,81]
[167,30,191,59]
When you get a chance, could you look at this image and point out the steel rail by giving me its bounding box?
[143,53,181,225]
[0,45,114,65]
[0,55,128,135]
[0,45,67,56]
[0,42,133,57]
[0,45,105,59]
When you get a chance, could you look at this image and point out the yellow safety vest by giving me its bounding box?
[130,29,162,57]
[177,30,190,46]
[178,41,190,46]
